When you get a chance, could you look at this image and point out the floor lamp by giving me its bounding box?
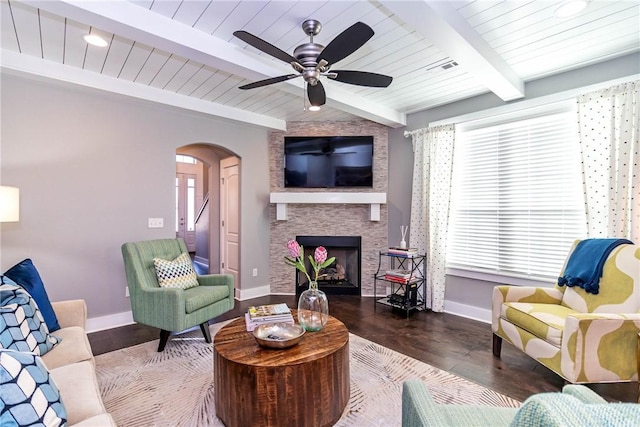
[1,186,19,282]
[0,186,20,223]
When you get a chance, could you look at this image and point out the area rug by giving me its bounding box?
[95,321,520,426]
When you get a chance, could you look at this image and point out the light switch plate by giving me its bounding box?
[148,218,164,228]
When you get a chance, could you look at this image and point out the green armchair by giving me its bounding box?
[121,238,235,351]
[402,381,640,427]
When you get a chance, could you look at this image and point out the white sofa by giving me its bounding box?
[42,300,115,426]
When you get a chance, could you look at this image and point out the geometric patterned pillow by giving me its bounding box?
[0,285,60,356]
[0,348,67,426]
[153,252,199,290]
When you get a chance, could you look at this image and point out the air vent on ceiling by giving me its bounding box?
[425,59,459,73]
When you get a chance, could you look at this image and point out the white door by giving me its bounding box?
[220,157,240,293]
[176,173,196,252]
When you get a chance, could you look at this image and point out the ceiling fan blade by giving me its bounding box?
[233,30,300,65]
[239,74,300,90]
[327,70,393,87]
[307,81,326,106]
[330,70,393,87]
[317,22,374,65]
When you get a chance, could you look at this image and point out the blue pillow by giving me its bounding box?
[3,259,60,332]
[0,348,67,426]
[0,284,60,356]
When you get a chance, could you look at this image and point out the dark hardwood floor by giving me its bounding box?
[88,295,638,404]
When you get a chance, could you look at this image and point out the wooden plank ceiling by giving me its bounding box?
[2,0,638,130]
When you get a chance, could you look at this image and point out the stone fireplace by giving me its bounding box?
[269,120,389,297]
[295,235,361,296]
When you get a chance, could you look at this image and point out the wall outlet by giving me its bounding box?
[125,286,130,297]
[252,268,258,277]
[148,218,164,228]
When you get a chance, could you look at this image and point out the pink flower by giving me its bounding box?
[285,239,335,283]
[314,246,327,265]
[287,239,301,258]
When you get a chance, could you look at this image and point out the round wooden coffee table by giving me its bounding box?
[213,312,350,427]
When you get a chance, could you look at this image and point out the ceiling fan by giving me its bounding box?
[233,19,393,108]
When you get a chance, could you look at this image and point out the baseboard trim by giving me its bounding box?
[443,300,491,324]
[85,295,492,333]
[86,311,134,333]
[236,285,271,301]
[86,286,275,332]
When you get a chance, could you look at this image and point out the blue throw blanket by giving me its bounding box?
[558,238,633,294]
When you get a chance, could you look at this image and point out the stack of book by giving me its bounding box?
[387,246,419,257]
[384,269,414,284]
[244,302,294,332]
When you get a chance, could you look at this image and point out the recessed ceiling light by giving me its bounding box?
[83,34,108,47]
[554,0,589,18]
[308,106,321,112]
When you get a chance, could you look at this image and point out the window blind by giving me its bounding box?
[447,111,587,281]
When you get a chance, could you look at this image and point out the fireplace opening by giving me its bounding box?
[295,235,361,296]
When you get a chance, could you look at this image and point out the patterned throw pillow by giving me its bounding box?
[0,348,67,426]
[153,252,199,290]
[0,284,60,356]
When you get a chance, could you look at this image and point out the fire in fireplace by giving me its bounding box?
[295,235,361,296]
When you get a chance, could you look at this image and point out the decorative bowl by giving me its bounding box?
[253,322,305,349]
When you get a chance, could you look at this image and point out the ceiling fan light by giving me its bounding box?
[554,0,588,18]
[83,34,108,47]
[308,105,321,112]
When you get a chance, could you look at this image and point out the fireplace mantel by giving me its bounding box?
[270,192,387,221]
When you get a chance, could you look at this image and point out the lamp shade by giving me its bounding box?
[0,186,20,222]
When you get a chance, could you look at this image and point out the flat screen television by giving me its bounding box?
[284,136,374,188]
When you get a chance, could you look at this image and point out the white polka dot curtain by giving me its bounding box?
[407,125,455,312]
[577,80,639,243]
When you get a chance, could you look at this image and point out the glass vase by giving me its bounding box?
[297,281,329,332]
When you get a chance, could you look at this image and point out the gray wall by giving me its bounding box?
[387,52,640,320]
[0,73,270,319]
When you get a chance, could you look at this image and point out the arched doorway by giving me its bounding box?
[176,143,240,296]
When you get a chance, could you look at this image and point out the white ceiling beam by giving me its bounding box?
[380,0,524,101]
[322,85,407,128]
[20,0,406,127]
[1,49,287,131]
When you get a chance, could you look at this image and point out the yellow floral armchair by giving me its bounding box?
[492,240,639,383]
